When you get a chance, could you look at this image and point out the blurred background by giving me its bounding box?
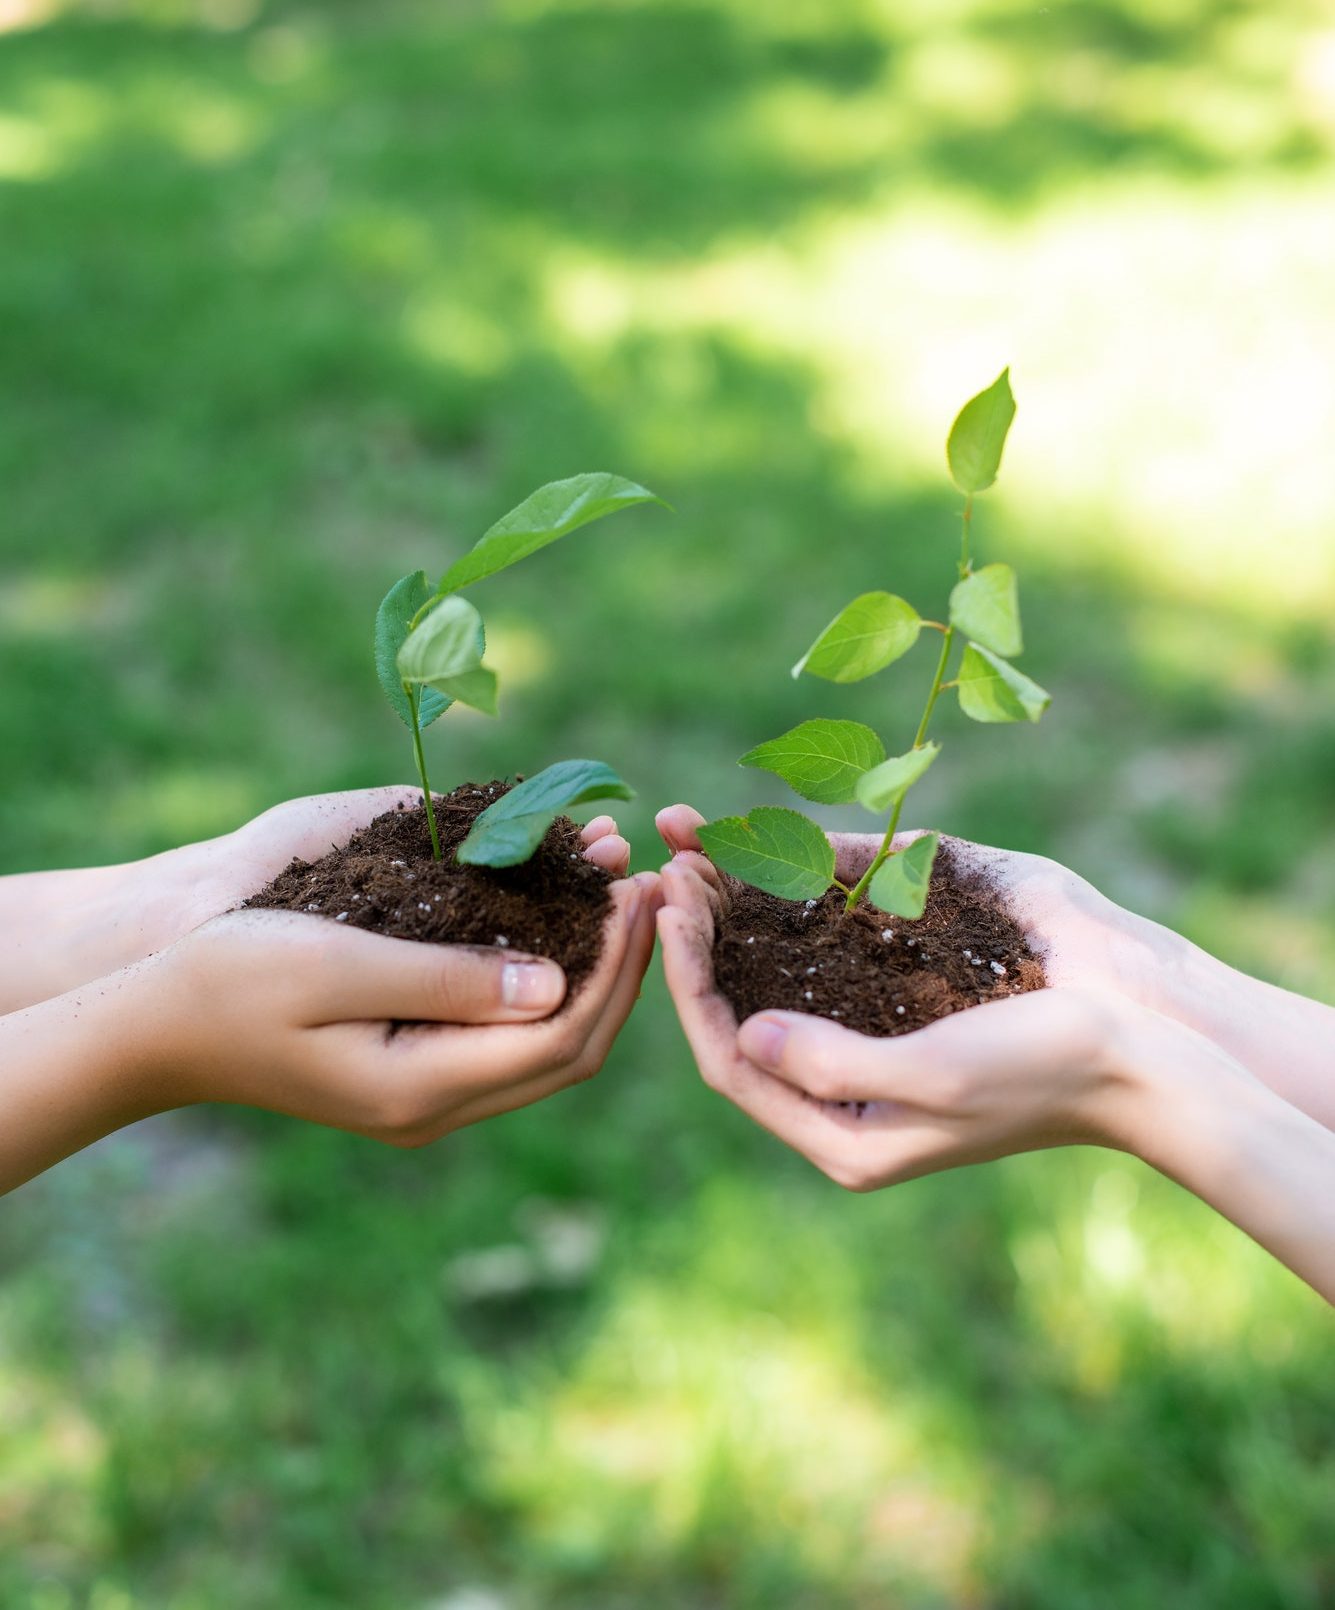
[2,0,1334,1603]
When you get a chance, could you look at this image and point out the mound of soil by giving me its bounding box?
[244,781,614,997]
[712,840,1045,1037]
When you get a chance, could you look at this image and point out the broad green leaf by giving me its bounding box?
[374,572,451,730]
[740,719,885,805]
[855,742,941,814]
[957,643,1050,723]
[458,759,633,868]
[947,369,1016,495]
[867,833,940,919]
[697,807,834,903]
[438,473,665,595]
[427,664,499,717]
[792,592,921,683]
[949,563,1022,657]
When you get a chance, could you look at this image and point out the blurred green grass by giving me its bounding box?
[2,0,1334,1605]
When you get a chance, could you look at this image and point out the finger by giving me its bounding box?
[739,988,1115,1114]
[450,872,663,1128]
[580,815,619,844]
[379,874,651,1098]
[655,803,707,856]
[281,916,569,1025]
[582,832,631,876]
[736,1011,908,1104]
[660,848,725,914]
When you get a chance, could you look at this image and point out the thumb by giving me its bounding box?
[303,924,568,1025]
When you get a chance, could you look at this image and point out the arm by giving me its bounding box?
[655,808,1335,1305]
[1,873,660,1196]
[0,789,633,1015]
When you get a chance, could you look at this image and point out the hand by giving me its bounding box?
[0,789,633,1014]
[655,804,1335,1302]
[1,865,660,1191]
[656,804,1335,1132]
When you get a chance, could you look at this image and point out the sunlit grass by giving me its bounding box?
[2,0,1333,1602]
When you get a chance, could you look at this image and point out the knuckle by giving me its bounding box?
[823,1155,877,1193]
[803,1047,853,1103]
[368,1079,441,1141]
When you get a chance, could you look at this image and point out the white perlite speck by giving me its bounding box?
[803,990,813,1001]
[895,1005,906,1015]
[335,911,349,922]
[991,961,1007,976]
[970,957,983,966]
[494,935,509,947]
[881,929,894,941]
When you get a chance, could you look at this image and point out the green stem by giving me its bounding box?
[843,492,974,913]
[408,684,443,861]
[843,626,954,911]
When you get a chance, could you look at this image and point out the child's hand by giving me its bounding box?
[0,789,631,1013]
[2,868,660,1191]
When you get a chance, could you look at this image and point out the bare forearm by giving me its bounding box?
[0,966,172,1194]
[0,846,210,1014]
[1142,922,1335,1133]
[1123,1012,1335,1304]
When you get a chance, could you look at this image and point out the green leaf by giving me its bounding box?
[374,572,451,730]
[697,807,834,903]
[949,563,1022,657]
[868,833,940,919]
[438,473,666,595]
[792,592,921,683]
[957,643,1050,723]
[855,742,941,814]
[457,760,634,868]
[947,369,1016,495]
[740,719,885,805]
[397,595,497,716]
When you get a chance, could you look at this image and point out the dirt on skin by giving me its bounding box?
[244,781,614,998]
[712,839,1045,1037]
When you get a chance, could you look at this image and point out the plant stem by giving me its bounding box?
[843,625,954,911]
[408,685,443,861]
[842,494,973,913]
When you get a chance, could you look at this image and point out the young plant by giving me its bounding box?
[698,370,1049,920]
[375,472,665,867]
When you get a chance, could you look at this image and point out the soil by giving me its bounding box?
[712,840,1045,1037]
[244,781,614,998]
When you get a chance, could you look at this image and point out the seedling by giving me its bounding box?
[698,371,1049,919]
[375,472,665,867]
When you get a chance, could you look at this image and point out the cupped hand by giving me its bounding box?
[132,864,660,1147]
[655,803,1180,1011]
[13,789,634,1014]
[652,802,1205,1189]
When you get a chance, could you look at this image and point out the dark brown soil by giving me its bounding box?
[244,781,613,997]
[712,840,1045,1037]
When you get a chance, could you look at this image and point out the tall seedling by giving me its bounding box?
[699,371,1049,918]
[375,473,665,867]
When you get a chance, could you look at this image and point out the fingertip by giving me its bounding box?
[580,814,619,844]
[583,832,631,874]
[499,956,567,1016]
[655,803,706,855]
[738,1012,789,1070]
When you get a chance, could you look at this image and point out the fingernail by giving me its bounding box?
[742,1016,788,1069]
[502,960,564,1011]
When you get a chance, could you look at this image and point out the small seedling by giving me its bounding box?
[375,472,665,866]
[699,370,1049,919]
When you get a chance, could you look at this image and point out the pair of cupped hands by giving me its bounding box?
[24,784,1253,1187]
